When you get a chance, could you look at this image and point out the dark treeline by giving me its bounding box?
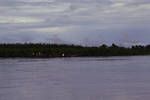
[0,43,150,57]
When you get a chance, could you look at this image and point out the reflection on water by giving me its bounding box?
[0,56,150,100]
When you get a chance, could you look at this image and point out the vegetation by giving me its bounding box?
[0,43,150,57]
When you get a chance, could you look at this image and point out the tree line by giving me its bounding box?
[0,43,150,57]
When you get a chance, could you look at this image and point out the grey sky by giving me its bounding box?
[0,0,150,46]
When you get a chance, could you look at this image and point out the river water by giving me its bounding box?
[0,56,150,100]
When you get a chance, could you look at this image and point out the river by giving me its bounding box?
[0,56,150,100]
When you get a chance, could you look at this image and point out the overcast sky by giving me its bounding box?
[0,0,150,46]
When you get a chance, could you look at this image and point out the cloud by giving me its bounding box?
[0,16,44,24]
[0,0,149,45]
[27,26,73,33]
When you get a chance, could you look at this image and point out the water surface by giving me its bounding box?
[0,56,150,100]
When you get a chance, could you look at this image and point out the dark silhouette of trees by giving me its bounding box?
[0,43,150,57]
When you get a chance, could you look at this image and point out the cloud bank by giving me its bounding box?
[0,0,150,46]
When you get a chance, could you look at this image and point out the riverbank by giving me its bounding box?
[0,43,150,57]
